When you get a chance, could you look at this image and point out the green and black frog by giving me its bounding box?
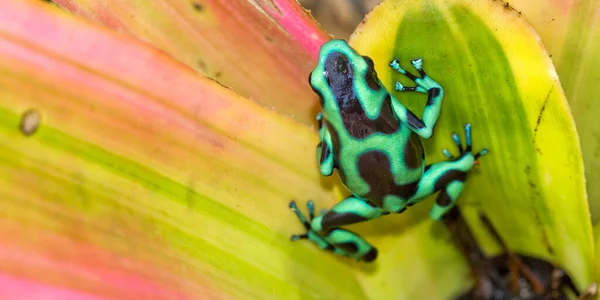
[290,39,488,262]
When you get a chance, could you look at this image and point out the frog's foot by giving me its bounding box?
[289,200,316,241]
[389,58,441,96]
[442,124,489,161]
[409,124,489,220]
[288,200,378,262]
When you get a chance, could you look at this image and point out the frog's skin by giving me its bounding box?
[290,39,488,262]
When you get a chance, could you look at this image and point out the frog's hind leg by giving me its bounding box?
[408,124,488,220]
[289,197,383,262]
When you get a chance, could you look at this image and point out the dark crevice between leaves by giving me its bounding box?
[445,207,588,299]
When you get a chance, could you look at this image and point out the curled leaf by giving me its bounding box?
[347,0,594,295]
[508,0,600,223]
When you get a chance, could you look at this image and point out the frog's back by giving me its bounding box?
[327,99,425,205]
[314,40,425,204]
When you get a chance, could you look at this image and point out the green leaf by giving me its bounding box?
[347,0,595,293]
[53,0,330,125]
[507,0,600,223]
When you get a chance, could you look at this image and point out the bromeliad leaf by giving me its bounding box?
[508,0,600,223]
[2,0,596,299]
[0,1,365,299]
[344,0,594,297]
[52,0,331,125]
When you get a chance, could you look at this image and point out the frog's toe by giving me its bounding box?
[462,123,489,158]
[444,123,489,160]
[395,81,404,91]
[389,59,406,74]
[307,200,315,219]
[289,199,311,230]
[290,234,308,241]
[451,132,465,154]
[442,148,454,159]
[475,148,489,159]
[289,200,313,242]
[389,58,421,81]
[410,58,423,70]
[464,123,473,152]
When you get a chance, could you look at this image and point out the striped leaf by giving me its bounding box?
[0,1,362,299]
[508,0,600,223]
[346,0,595,297]
[52,0,330,125]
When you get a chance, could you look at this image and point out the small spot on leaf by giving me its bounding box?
[20,109,40,136]
[198,60,207,72]
[192,2,203,12]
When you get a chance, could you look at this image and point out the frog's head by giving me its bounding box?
[309,40,382,112]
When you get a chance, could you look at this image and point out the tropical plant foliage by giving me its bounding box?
[0,0,598,299]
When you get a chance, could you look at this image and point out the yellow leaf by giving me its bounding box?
[508,0,600,223]
[346,0,594,296]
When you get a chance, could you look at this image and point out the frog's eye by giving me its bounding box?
[362,55,381,91]
[362,56,375,69]
[362,55,377,78]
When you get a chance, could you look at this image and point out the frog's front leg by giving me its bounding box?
[289,196,384,261]
[409,124,488,220]
[316,113,335,176]
[388,58,444,139]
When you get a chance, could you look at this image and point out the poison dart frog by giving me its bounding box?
[290,39,488,262]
